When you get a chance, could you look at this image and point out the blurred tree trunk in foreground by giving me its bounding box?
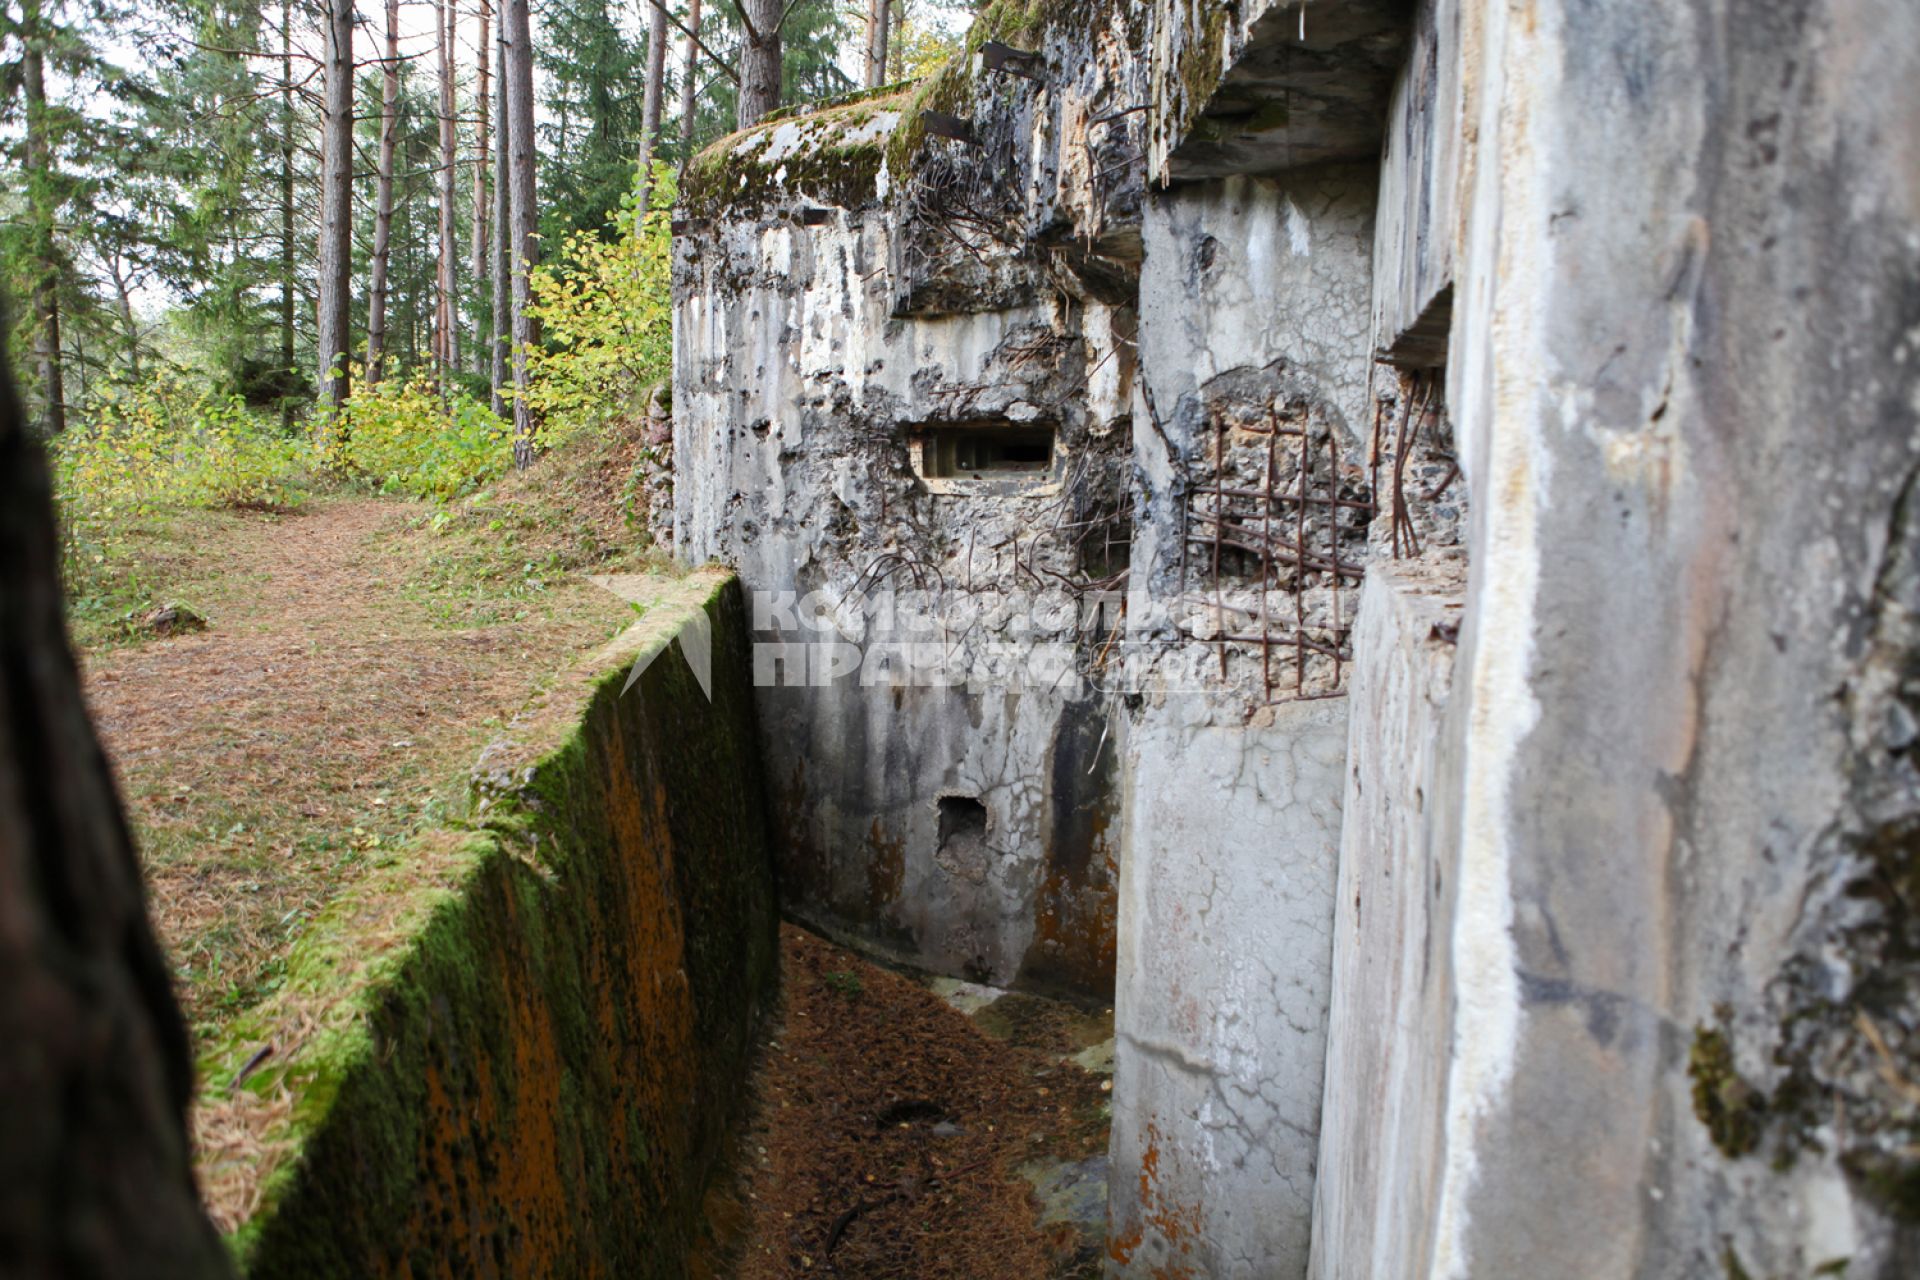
[0,356,229,1275]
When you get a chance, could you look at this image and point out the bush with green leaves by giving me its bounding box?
[520,169,675,450]
[55,378,311,517]
[332,374,513,501]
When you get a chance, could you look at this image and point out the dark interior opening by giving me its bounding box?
[937,795,988,848]
[921,424,1056,479]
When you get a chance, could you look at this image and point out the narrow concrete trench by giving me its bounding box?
[697,925,1115,1279]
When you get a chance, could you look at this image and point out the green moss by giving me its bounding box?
[681,91,911,219]
[206,574,778,1277]
[761,79,917,126]
[880,0,1097,182]
[1689,1026,1766,1159]
[1169,3,1230,143]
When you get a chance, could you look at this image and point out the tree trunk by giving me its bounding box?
[20,3,65,437]
[863,0,889,88]
[279,0,296,427]
[0,347,233,1277]
[489,1,510,419]
[315,0,354,429]
[469,0,492,379]
[503,0,539,467]
[735,0,781,128]
[675,0,703,177]
[435,0,460,383]
[109,252,140,381]
[635,0,669,211]
[368,0,400,385]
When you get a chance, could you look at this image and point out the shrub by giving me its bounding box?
[520,168,674,450]
[52,378,314,630]
[54,379,310,518]
[333,374,512,501]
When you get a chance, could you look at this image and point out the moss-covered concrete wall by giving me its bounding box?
[200,571,776,1278]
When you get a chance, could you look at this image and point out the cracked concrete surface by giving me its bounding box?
[1108,701,1346,1279]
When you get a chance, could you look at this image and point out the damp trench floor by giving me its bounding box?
[697,924,1114,1279]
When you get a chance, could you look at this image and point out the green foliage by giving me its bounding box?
[52,378,313,628]
[333,374,514,501]
[520,171,675,449]
[55,379,310,516]
[536,0,652,241]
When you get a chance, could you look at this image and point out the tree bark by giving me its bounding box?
[0,344,233,1277]
[278,0,297,425]
[20,2,65,437]
[434,0,460,383]
[469,0,492,379]
[489,2,510,419]
[635,0,669,211]
[735,0,781,128]
[315,0,354,428]
[368,0,400,385]
[675,0,703,177]
[863,0,889,88]
[503,0,539,466]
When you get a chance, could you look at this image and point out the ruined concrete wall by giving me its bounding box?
[1107,700,1346,1280]
[205,575,778,1277]
[1309,1,1920,1276]
[1307,566,1461,1280]
[673,98,1134,996]
[1369,0,1460,351]
[1093,166,1373,1280]
[1436,1,1920,1273]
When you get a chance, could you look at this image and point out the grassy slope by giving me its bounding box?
[77,418,672,1042]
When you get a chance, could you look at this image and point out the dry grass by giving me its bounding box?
[79,429,654,1047]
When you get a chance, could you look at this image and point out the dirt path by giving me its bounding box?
[82,496,630,1037]
[708,926,1114,1280]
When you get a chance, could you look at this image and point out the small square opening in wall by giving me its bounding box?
[934,795,990,884]
[910,422,1061,494]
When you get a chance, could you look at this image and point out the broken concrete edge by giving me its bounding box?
[679,89,913,221]
[879,0,1103,184]
[675,0,1118,226]
[194,568,777,1275]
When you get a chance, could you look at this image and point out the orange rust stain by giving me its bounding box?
[1106,1121,1203,1278]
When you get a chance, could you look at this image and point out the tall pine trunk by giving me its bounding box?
[736,0,781,128]
[435,0,460,383]
[863,0,889,88]
[489,4,510,419]
[21,2,65,436]
[503,0,538,467]
[315,0,354,428]
[675,0,703,177]
[278,0,296,426]
[0,339,233,1278]
[368,0,400,385]
[635,0,668,210]
[469,0,491,378]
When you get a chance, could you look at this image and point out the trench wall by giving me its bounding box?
[202,572,778,1278]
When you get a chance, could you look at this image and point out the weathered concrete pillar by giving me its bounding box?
[1107,701,1346,1278]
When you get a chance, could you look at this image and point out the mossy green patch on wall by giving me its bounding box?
[1688,1025,1764,1160]
[680,93,909,220]
[202,572,777,1277]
